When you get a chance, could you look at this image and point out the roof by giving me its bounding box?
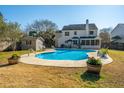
[62,24,98,30]
[113,38,124,43]
[56,30,62,33]
[72,37,79,39]
[111,24,124,34]
[111,24,124,38]
[22,36,44,41]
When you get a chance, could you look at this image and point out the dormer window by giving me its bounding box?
[89,31,94,35]
[74,31,77,35]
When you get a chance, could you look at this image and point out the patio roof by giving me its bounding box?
[72,37,79,39]
[80,36,96,38]
[65,39,73,43]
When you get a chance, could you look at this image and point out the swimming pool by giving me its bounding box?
[35,49,96,60]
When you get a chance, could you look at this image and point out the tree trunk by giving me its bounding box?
[12,41,16,51]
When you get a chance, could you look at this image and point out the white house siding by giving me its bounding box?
[62,30,97,38]
[57,29,98,48]
[21,36,44,51]
[55,19,101,49]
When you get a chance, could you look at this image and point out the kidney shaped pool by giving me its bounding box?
[35,49,96,60]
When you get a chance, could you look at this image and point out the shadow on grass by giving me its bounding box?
[80,71,100,82]
[0,63,11,68]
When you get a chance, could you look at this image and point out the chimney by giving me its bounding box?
[86,19,89,36]
[86,19,89,25]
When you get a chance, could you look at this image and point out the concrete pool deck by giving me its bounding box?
[19,49,113,67]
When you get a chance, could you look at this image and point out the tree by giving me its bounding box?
[100,27,113,33]
[26,19,58,47]
[38,30,55,47]
[26,19,58,32]
[6,22,22,50]
[0,12,23,51]
[99,27,112,48]
[29,31,37,37]
[0,12,7,41]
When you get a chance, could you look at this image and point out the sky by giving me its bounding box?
[0,5,124,30]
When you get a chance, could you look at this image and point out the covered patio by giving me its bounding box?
[65,36,101,49]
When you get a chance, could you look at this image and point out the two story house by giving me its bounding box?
[111,24,124,50]
[55,19,101,49]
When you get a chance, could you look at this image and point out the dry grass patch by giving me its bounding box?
[0,50,124,87]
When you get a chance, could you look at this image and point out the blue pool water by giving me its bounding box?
[35,49,96,60]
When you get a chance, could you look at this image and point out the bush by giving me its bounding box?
[98,48,108,57]
[9,54,20,60]
[87,57,102,65]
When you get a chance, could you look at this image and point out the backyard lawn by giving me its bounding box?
[0,50,124,88]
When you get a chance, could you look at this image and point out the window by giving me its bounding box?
[96,40,99,45]
[86,40,90,45]
[73,40,78,45]
[94,40,97,45]
[29,40,32,45]
[91,40,94,45]
[65,32,69,36]
[74,31,77,35]
[26,40,28,45]
[89,31,94,35]
[65,41,67,43]
[94,40,99,45]
[26,40,32,45]
[81,40,85,45]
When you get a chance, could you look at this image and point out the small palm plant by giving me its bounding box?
[97,48,108,57]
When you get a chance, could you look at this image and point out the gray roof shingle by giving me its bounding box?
[62,24,98,30]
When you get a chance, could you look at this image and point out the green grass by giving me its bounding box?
[0,49,124,87]
[0,50,28,63]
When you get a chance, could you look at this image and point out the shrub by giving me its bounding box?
[9,54,20,60]
[29,48,34,52]
[98,48,108,57]
[87,57,102,65]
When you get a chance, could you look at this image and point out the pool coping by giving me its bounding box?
[19,49,113,67]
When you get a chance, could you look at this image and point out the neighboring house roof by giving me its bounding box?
[62,24,98,30]
[111,24,124,33]
[111,24,124,43]
[111,24,124,38]
[114,38,124,43]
